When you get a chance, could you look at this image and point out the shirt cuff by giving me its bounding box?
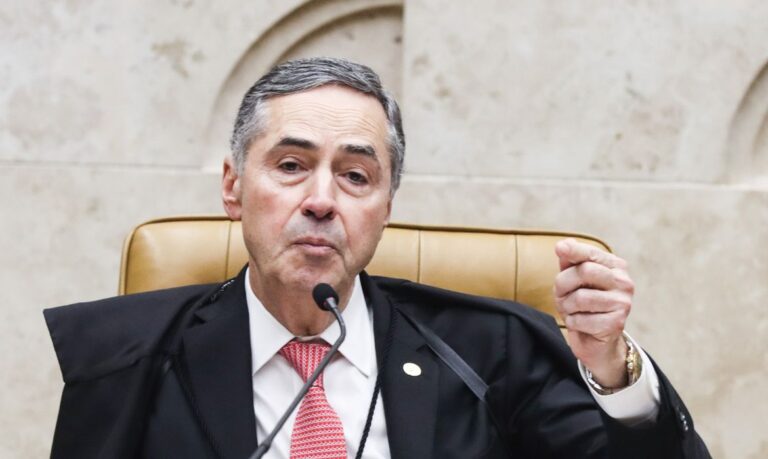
[577,333,661,426]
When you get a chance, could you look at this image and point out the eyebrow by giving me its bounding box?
[275,136,317,150]
[274,136,378,161]
[341,143,376,158]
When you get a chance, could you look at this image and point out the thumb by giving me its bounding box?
[555,238,575,270]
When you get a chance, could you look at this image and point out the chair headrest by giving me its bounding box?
[120,216,610,325]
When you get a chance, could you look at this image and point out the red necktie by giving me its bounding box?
[279,340,347,459]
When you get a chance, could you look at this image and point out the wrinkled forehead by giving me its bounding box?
[263,85,390,147]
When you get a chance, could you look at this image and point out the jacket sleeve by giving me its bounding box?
[48,356,163,458]
[43,284,215,458]
[500,312,711,458]
[599,358,711,458]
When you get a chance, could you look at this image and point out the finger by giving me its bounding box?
[562,309,627,339]
[554,238,577,271]
[555,239,627,270]
[556,288,632,316]
[554,262,622,297]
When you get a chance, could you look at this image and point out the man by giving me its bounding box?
[45,57,710,458]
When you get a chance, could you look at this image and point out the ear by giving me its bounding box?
[222,156,242,221]
[382,197,392,228]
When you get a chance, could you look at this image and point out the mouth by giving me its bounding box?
[292,236,338,256]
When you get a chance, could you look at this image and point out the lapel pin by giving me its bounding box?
[402,362,422,377]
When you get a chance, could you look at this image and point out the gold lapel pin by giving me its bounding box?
[402,362,422,377]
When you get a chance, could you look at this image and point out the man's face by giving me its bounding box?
[222,85,393,294]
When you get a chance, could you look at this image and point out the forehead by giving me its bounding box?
[263,85,390,147]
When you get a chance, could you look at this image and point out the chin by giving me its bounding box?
[284,265,344,292]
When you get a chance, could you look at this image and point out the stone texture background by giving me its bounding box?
[2,0,766,457]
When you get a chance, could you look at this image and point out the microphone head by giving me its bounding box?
[312,283,339,311]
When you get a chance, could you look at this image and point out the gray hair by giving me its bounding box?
[230,57,405,193]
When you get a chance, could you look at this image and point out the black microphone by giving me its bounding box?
[312,283,339,311]
[249,283,347,459]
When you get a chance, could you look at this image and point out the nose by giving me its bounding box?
[300,169,337,221]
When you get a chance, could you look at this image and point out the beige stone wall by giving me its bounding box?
[1,0,766,457]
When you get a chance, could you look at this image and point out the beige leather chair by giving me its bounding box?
[119,216,610,328]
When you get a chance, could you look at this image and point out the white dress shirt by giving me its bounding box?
[245,269,660,457]
[246,270,390,459]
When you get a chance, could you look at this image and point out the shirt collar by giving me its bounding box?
[245,268,374,378]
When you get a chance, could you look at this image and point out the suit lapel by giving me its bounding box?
[363,273,440,459]
[180,269,258,458]
[177,270,443,458]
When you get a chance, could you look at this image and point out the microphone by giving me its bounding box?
[249,283,347,459]
[312,283,339,311]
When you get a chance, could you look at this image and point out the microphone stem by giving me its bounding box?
[250,304,346,459]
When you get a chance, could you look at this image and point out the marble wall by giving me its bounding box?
[1,0,766,457]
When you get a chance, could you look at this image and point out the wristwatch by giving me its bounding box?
[585,333,643,395]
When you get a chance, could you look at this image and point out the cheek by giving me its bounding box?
[346,201,389,251]
[243,184,296,238]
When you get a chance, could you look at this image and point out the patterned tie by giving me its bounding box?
[279,340,347,459]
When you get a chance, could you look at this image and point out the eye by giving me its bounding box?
[345,171,368,185]
[278,160,302,173]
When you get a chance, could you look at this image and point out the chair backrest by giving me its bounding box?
[119,216,610,326]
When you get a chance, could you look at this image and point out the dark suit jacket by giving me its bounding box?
[44,268,710,458]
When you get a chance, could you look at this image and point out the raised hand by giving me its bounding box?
[553,238,635,388]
